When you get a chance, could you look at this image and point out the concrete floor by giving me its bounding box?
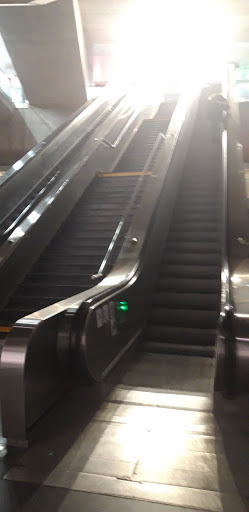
[0,352,247,512]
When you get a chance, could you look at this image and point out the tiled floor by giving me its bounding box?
[1,353,248,511]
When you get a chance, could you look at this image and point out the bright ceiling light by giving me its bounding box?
[117,0,236,92]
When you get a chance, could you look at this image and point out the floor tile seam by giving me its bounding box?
[87,419,220,440]
[22,478,221,512]
[105,398,213,413]
[102,399,215,416]
[116,385,213,393]
[45,468,230,493]
[93,417,219,435]
[67,450,229,466]
[129,475,236,493]
[44,470,237,501]
[132,464,229,476]
[131,467,232,479]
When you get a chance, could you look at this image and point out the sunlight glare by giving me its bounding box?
[117,0,235,92]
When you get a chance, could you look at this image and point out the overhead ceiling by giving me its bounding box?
[79,0,134,56]
[80,0,249,56]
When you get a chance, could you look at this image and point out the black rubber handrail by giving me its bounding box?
[0,97,124,243]
[101,107,137,148]
[0,98,94,190]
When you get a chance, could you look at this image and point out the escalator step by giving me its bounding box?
[7,293,86,310]
[167,232,220,243]
[18,284,88,297]
[44,243,122,256]
[163,253,221,265]
[152,292,220,310]
[26,273,93,286]
[166,242,220,254]
[40,247,120,258]
[172,214,220,223]
[31,262,111,274]
[146,325,216,346]
[174,207,221,215]
[51,233,117,244]
[159,264,220,278]
[141,341,215,357]
[176,198,220,207]
[170,222,221,233]
[150,308,218,329]
[157,277,220,293]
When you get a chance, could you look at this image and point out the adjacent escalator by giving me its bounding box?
[0,109,171,331]
[143,125,222,357]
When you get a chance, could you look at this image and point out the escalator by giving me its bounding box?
[0,112,170,332]
[143,132,222,358]
[1,78,248,510]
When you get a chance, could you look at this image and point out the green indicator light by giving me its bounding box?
[48,452,53,456]
[117,301,128,312]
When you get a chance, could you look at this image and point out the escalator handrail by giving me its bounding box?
[0,95,126,242]
[101,108,137,148]
[2,157,86,242]
[92,132,165,280]
[0,99,94,190]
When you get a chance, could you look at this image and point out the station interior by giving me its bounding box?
[1,1,249,511]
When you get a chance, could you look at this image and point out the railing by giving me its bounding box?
[0,96,119,191]
[101,108,138,148]
[91,132,165,280]
[215,65,237,398]
[0,96,126,242]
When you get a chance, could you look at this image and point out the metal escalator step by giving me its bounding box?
[146,325,216,346]
[141,341,215,357]
[6,293,83,310]
[174,207,221,216]
[172,214,220,223]
[180,180,221,188]
[167,231,220,242]
[166,242,220,254]
[25,273,93,286]
[157,277,220,294]
[152,292,220,310]
[179,182,222,189]
[163,252,221,266]
[176,198,220,207]
[170,222,221,233]
[41,245,121,257]
[73,210,125,217]
[84,204,128,210]
[60,225,120,235]
[177,188,221,196]
[38,255,105,265]
[51,233,116,243]
[48,238,116,249]
[18,283,88,297]
[30,262,112,274]
[85,193,132,200]
[45,242,122,256]
[150,308,218,329]
[159,264,221,278]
